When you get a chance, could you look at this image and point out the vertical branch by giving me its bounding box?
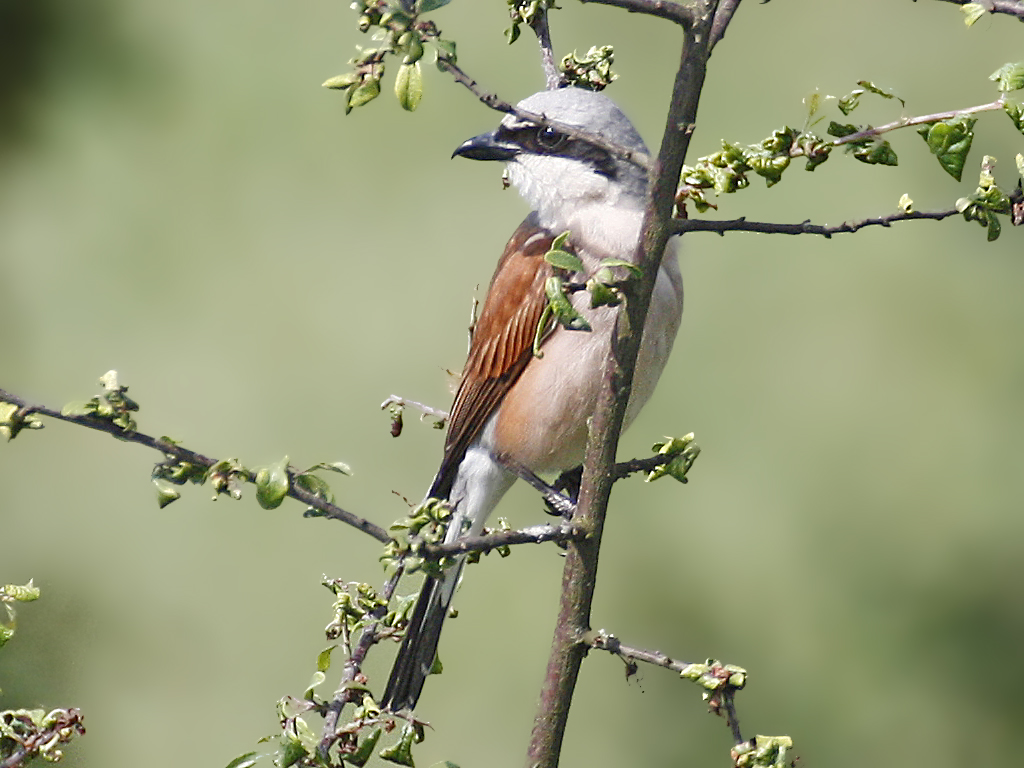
[530,6,564,89]
[525,2,722,766]
[709,0,742,50]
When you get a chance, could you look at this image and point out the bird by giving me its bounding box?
[380,86,684,712]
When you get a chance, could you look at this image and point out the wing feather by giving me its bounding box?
[429,215,555,498]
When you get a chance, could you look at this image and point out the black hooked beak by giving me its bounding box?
[452,130,518,161]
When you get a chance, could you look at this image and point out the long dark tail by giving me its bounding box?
[380,559,464,712]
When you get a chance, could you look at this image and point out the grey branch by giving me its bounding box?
[530,5,564,90]
[317,567,404,761]
[0,387,391,543]
[380,395,449,422]
[672,205,971,237]
[436,56,652,171]
[579,0,696,27]
[917,0,1024,21]
[710,0,743,49]
[425,523,582,558]
[583,630,746,744]
[827,98,1005,148]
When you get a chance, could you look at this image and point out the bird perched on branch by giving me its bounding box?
[381,87,683,712]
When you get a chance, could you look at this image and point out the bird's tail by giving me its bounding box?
[379,558,464,712]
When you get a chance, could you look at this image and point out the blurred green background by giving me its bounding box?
[2,1,1023,766]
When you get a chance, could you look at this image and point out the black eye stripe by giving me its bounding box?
[497,124,617,178]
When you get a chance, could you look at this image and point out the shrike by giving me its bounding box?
[381,87,683,712]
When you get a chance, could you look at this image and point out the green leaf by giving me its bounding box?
[961,3,986,26]
[1002,99,1024,135]
[917,118,976,181]
[837,90,862,116]
[434,38,456,67]
[419,0,451,11]
[295,472,333,504]
[596,258,642,277]
[255,456,290,509]
[347,77,381,113]
[826,121,859,138]
[544,249,584,272]
[805,91,824,119]
[1,582,39,602]
[856,80,904,107]
[395,62,423,112]
[379,724,418,766]
[224,752,262,768]
[544,276,591,332]
[304,671,326,698]
[307,461,352,475]
[316,645,337,673]
[853,140,898,166]
[551,230,570,251]
[154,480,181,509]
[348,728,382,767]
[60,400,96,417]
[322,73,359,90]
[990,62,1024,93]
[586,277,621,308]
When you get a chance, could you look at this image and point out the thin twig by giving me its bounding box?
[709,0,743,49]
[318,568,404,761]
[916,0,1024,21]
[671,205,973,238]
[530,5,563,89]
[436,57,653,171]
[0,387,391,543]
[721,689,744,746]
[583,629,694,674]
[579,0,695,27]
[583,630,747,744]
[379,395,449,422]
[827,98,1005,149]
[424,523,582,558]
[0,747,28,768]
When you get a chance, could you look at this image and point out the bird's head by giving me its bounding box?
[453,87,650,227]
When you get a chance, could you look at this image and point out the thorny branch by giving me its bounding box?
[672,184,1024,237]
[675,206,956,237]
[317,568,404,760]
[710,0,743,49]
[583,630,747,745]
[530,4,564,90]
[579,0,695,27]
[436,56,653,171]
[0,387,391,543]
[826,98,1007,149]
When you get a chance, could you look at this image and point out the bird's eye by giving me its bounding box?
[535,126,566,151]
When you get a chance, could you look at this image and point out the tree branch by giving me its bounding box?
[436,56,653,171]
[582,630,747,745]
[530,5,564,89]
[672,206,962,237]
[916,0,1024,21]
[317,568,404,761]
[709,0,742,49]
[579,0,696,27]
[424,523,582,558]
[0,387,391,544]
[526,2,723,764]
[827,98,1005,149]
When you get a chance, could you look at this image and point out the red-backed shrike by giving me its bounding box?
[381,87,683,711]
